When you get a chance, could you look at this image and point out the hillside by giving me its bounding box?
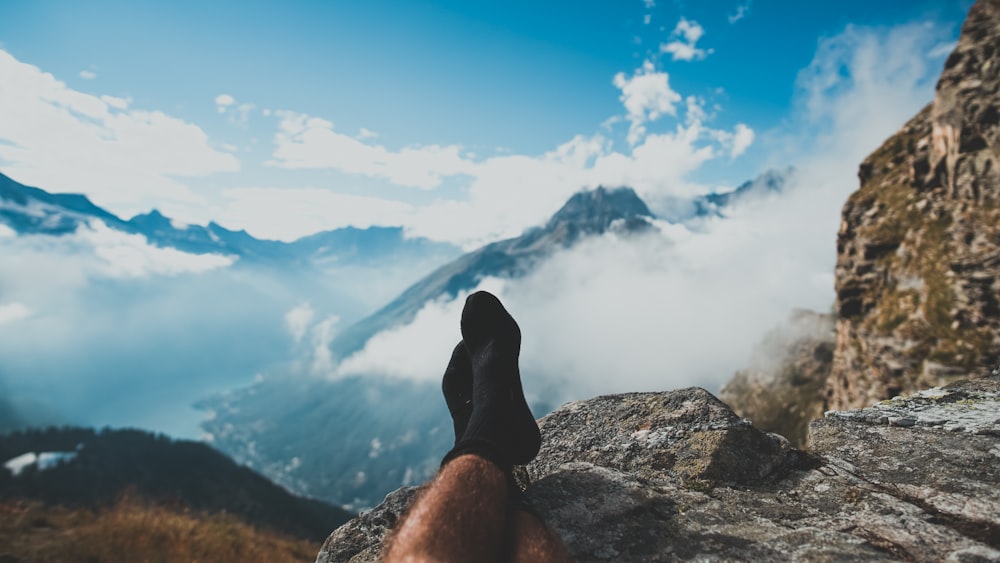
[0,497,319,563]
[0,427,352,541]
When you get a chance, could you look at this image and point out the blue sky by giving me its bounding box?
[0,0,973,245]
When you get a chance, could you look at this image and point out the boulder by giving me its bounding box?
[316,376,1000,562]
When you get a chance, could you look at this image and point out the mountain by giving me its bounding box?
[657,167,792,223]
[0,170,460,267]
[330,185,655,359]
[0,172,125,235]
[202,185,658,509]
[719,0,1000,448]
[827,0,1000,410]
[0,426,352,541]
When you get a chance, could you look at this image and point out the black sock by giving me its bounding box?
[442,291,540,470]
[442,341,473,445]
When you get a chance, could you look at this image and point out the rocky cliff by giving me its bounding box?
[828,0,1000,410]
[316,376,999,562]
[719,310,835,448]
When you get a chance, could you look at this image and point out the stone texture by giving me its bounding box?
[827,0,1000,411]
[316,486,418,563]
[316,378,1000,562]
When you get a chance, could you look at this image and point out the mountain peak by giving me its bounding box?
[546,186,653,232]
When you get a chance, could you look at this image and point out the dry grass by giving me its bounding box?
[0,496,320,563]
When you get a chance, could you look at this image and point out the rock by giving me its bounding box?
[720,310,835,447]
[827,0,1000,411]
[316,486,418,563]
[315,378,1000,561]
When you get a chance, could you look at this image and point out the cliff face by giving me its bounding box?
[317,377,1000,562]
[828,0,1000,410]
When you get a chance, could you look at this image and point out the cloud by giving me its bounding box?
[217,186,415,241]
[660,18,712,62]
[403,113,753,248]
[337,278,507,380]
[358,127,378,139]
[728,2,751,24]
[215,94,254,126]
[729,123,755,157]
[326,18,953,403]
[787,21,952,168]
[78,70,96,80]
[100,95,130,110]
[82,221,236,277]
[0,50,239,220]
[643,0,655,8]
[215,94,235,109]
[612,60,682,145]
[285,303,315,345]
[928,40,958,59]
[0,303,32,325]
[268,111,477,189]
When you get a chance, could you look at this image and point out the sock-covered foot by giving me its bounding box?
[442,340,473,445]
[456,291,540,467]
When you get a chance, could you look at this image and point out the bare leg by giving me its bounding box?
[509,509,573,563]
[385,292,569,562]
[384,454,508,563]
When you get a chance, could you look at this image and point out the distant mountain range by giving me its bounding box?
[0,167,792,511]
[0,171,459,267]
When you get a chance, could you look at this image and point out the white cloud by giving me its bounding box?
[285,303,315,345]
[309,315,340,375]
[324,18,953,401]
[214,94,254,125]
[80,221,236,278]
[78,70,96,80]
[217,186,415,242]
[358,127,378,139]
[643,0,655,8]
[215,94,235,109]
[644,14,652,25]
[729,123,755,157]
[0,50,239,220]
[337,278,507,380]
[612,60,682,145]
[0,302,32,325]
[268,110,477,189]
[788,22,951,168]
[928,40,957,59]
[100,95,130,110]
[661,18,712,62]
[728,2,751,24]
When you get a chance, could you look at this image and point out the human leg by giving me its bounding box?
[508,509,573,563]
[384,291,563,562]
[383,454,509,563]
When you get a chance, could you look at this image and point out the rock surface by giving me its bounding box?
[827,0,1000,410]
[316,377,1000,562]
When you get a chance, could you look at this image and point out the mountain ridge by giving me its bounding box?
[0,170,459,266]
